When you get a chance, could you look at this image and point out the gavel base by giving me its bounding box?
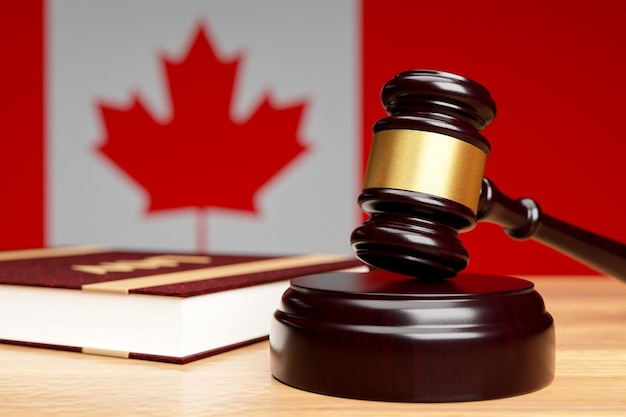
[270,270,555,402]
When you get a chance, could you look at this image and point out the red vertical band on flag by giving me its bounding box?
[0,0,45,249]
[361,0,626,275]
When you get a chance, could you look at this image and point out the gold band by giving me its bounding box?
[363,129,487,213]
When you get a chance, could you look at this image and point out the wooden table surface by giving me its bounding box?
[2,276,625,416]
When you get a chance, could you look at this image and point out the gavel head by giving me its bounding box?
[351,70,497,280]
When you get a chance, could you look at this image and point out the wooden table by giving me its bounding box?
[2,276,625,416]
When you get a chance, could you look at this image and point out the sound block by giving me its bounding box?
[270,269,555,402]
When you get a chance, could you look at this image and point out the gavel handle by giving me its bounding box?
[477,178,626,283]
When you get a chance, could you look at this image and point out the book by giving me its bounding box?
[0,246,363,364]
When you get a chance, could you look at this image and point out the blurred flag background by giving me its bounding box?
[2,0,625,275]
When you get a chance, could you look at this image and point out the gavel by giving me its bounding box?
[351,69,626,282]
[270,69,622,403]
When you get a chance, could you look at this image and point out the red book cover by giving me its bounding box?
[0,246,362,363]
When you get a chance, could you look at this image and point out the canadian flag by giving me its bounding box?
[2,0,625,275]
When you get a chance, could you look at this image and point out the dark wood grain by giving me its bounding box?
[478,178,626,282]
[374,69,495,152]
[270,270,555,402]
[351,188,474,279]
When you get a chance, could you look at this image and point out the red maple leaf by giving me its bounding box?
[96,25,308,234]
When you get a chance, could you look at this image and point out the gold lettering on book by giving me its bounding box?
[71,255,212,275]
[81,254,353,294]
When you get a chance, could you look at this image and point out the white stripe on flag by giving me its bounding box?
[48,0,359,255]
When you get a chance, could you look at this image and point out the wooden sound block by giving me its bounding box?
[270,270,555,402]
